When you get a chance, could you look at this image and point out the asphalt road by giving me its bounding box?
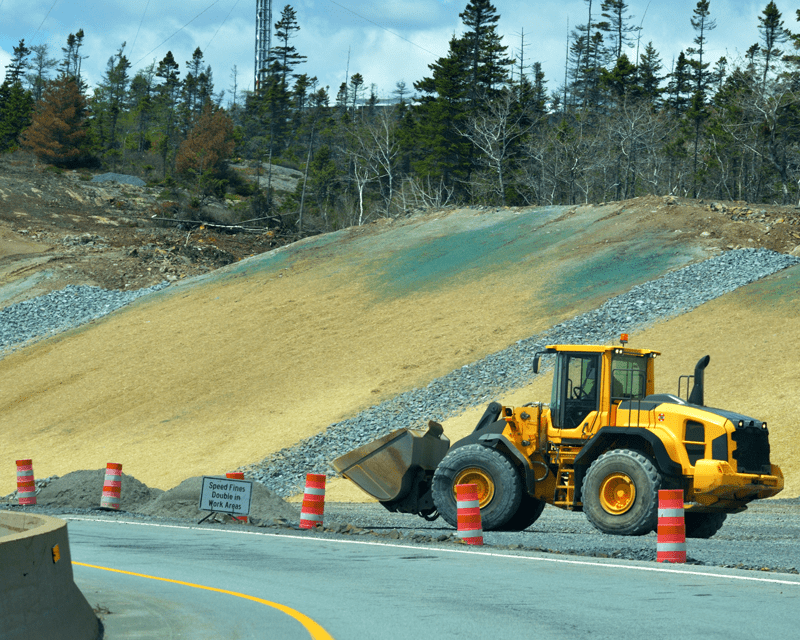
[66,517,800,640]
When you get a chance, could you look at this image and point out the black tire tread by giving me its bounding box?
[685,512,727,538]
[582,448,662,536]
[497,492,546,531]
[431,444,522,531]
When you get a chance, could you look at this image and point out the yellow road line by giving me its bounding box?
[73,561,334,640]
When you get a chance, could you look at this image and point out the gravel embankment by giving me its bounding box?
[0,282,168,352]
[246,248,800,496]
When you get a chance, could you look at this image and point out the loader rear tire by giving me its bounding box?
[497,492,546,531]
[685,512,726,538]
[582,449,661,536]
[432,444,522,531]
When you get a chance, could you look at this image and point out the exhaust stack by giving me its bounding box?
[688,355,711,406]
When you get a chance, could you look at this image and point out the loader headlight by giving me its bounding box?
[738,420,744,428]
[762,422,767,430]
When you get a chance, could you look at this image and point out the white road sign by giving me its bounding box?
[199,476,253,516]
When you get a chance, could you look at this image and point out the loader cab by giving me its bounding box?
[537,343,659,435]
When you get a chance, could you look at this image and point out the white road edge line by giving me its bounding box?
[65,516,800,587]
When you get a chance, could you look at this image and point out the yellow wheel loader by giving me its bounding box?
[333,339,783,538]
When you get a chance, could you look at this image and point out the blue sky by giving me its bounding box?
[0,0,797,103]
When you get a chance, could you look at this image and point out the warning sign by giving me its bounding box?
[199,476,253,516]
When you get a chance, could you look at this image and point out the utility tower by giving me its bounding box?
[255,0,272,91]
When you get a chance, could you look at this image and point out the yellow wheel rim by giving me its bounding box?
[453,467,495,508]
[599,472,636,514]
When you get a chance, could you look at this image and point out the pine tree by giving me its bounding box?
[155,51,182,176]
[26,44,58,103]
[92,44,131,167]
[4,40,31,84]
[21,75,92,166]
[685,0,717,196]
[458,0,513,109]
[413,36,471,186]
[270,5,307,88]
[667,52,692,115]
[128,63,156,153]
[0,41,34,151]
[60,30,87,90]
[757,1,787,93]
[176,104,235,201]
[599,0,636,62]
[637,42,664,107]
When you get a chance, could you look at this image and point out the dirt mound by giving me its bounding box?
[136,476,298,522]
[35,469,162,511]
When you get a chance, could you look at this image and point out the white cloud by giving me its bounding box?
[2,0,798,100]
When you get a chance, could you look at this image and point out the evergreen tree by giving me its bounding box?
[685,0,717,196]
[599,0,636,62]
[0,41,34,151]
[459,0,513,108]
[26,44,58,103]
[686,0,716,97]
[92,44,131,167]
[667,52,692,115]
[638,42,664,107]
[155,51,182,176]
[4,40,31,84]
[176,104,235,201]
[413,36,471,186]
[60,30,87,90]
[757,1,787,93]
[21,74,92,166]
[128,63,156,153]
[270,5,307,88]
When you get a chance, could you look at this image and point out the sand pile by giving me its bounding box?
[137,476,298,522]
[30,469,161,511]
[3,470,298,524]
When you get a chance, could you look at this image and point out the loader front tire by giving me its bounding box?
[582,449,661,536]
[432,444,523,531]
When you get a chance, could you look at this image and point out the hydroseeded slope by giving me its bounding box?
[0,201,796,496]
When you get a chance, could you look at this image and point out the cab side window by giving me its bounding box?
[611,355,647,401]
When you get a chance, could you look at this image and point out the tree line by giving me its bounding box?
[2,0,800,233]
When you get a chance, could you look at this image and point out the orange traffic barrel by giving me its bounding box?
[299,473,326,529]
[226,472,248,522]
[100,463,123,510]
[455,483,483,545]
[16,459,36,506]
[657,489,686,563]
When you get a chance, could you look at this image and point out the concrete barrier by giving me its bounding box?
[0,512,99,640]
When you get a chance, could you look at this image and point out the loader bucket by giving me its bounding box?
[332,421,450,505]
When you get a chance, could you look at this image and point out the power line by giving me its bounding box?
[326,0,436,57]
[130,0,152,61]
[31,0,60,42]
[132,0,221,67]
[205,0,242,52]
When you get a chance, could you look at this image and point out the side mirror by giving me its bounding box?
[533,356,540,374]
